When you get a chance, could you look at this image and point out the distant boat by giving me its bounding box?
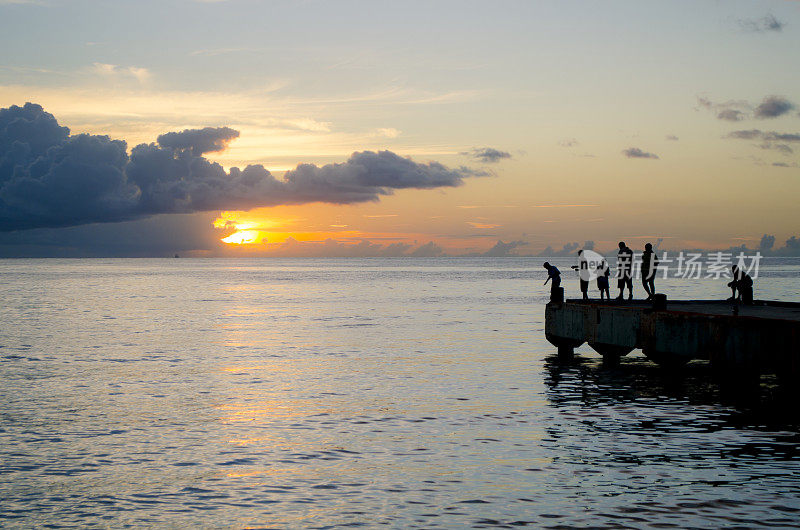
[174,254,180,258]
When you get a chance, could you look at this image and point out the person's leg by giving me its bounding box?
[626,277,633,299]
[648,278,655,296]
[642,277,651,299]
[617,279,624,299]
[743,286,753,305]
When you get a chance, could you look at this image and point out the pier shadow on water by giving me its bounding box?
[543,354,800,429]
[529,355,800,528]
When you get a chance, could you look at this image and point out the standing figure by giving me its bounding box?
[597,260,611,301]
[571,250,589,300]
[641,243,659,301]
[543,262,562,299]
[616,241,634,300]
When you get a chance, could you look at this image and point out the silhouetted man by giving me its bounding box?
[543,262,561,299]
[728,265,754,305]
[641,243,659,301]
[571,250,589,300]
[616,241,633,300]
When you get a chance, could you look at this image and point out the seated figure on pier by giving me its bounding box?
[543,262,562,299]
[728,265,754,305]
[616,241,634,300]
[641,243,659,301]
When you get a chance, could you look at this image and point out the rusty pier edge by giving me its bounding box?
[544,293,800,381]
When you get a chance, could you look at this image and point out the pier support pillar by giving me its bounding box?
[643,349,690,369]
[557,344,575,362]
[588,342,633,368]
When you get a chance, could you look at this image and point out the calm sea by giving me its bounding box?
[1,257,799,528]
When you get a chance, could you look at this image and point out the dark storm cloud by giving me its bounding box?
[754,96,796,118]
[0,103,484,232]
[622,147,659,159]
[156,126,240,156]
[739,14,785,33]
[462,147,512,163]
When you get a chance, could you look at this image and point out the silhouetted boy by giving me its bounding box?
[616,241,634,300]
[571,250,589,300]
[543,262,561,299]
[641,242,659,301]
[597,261,611,301]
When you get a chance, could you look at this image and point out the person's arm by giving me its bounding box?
[544,276,551,285]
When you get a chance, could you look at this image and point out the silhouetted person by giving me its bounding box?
[571,250,589,300]
[597,261,611,301]
[616,241,634,300]
[728,265,754,305]
[543,262,561,299]
[641,242,659,301]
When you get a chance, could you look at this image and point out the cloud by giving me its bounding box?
[622,147,659,159]
[0,212,223,258]
[254,237,446,258]
[482,240,525,257]
[750,234,800,256]
[467,221,500,229]
[0,103,485,231]
[374,128,401,138]
[93,62,151,83]
[727,130,800,149]
[759,143,793,155]
[156,126,240,156]
[462,147,512,163]
[727,129,762,140]
[739,14,785,33]
[697,96,751,121]
[537,242,582,257]
[699,95,796,121]
[409,241,444,257]
[665,135,679,141]
[559,138,578,148]
[759,234,775,252]
[717,109,745,122]
[754,96,796,118]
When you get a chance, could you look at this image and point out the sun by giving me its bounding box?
[222,230,260,245]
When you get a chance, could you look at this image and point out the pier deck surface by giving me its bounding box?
[565,299,800,322]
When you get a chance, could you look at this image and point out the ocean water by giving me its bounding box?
[1,257,799,528]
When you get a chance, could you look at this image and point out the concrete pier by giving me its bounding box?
[545,298,800,380]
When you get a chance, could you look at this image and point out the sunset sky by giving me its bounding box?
[1,0,799,257]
